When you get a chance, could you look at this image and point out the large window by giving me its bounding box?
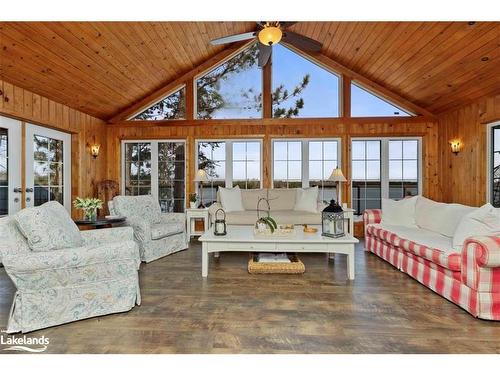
[272,139,341,200]
[491,124,500,207]
[196,44,262,119]
[351,138,421,215]
[131,86,186,121]
[196,140,262,205]
[308,141,339,202]
[351,140,381,215]
[272,44,340,118]
[351,82,412,117]
[273,141,302,188]
[122,141,185,212]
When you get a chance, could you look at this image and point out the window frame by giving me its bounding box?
[350,80,415,118]
[193,43,264,120]
[486,121,500,206]
[271,138,342,194]
[195,138,264,198]
[350,136,423,216]
[126,85,186,121]
[120,139,187,212]
[271,43,342,119]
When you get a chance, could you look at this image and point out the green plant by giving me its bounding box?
[73,197,103,210]
[189,193,198,203]
[256,197,278,233]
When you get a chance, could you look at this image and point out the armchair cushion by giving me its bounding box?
[151,222,184,240]
[113,195,162,224]
[14,201,83,252]
[0,216,30,261]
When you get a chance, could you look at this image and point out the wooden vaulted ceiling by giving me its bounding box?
[0,21,499,120]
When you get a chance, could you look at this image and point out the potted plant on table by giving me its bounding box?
[189,193,198,209]
[73,197,103,222]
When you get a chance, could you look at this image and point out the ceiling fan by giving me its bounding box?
[210,22,323,67]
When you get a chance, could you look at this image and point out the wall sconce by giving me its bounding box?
[449,140,461,155]
[90,144,100,159]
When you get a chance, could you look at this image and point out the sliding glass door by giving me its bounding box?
[122,140,186,212]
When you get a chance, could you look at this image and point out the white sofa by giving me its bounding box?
[364,196,500,320]
[0,201,141,333]
[208,188,326,225]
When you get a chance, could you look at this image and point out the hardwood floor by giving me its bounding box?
[1,241,500,354]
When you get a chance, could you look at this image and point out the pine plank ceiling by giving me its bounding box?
[0,21,498,120]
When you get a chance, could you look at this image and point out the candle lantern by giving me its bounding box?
[214,208,227,236]
[321,200,345,238]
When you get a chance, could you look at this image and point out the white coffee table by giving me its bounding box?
[199,225,359,279]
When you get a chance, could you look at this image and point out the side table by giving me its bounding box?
[186,208,210,240]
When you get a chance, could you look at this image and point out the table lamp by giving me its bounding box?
[194,169,209,208]
[328,168,347,206]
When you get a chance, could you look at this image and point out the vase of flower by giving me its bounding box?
[73,197,103,222]
[189,193,198,209]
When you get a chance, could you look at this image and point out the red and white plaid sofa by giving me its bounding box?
[364,209,500,320]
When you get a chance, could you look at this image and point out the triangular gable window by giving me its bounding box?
[272,44,340,118]
[131,86,186,120]
[196,43,262,119]
[351,82,413,117]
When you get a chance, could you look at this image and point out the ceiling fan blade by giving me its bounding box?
[279,22,298,28]
[258,44,272,68]
[282,31,322,52]
[210,31,256,45]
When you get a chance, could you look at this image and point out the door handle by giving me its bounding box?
[25,188,34,193]
[13,187,22,193]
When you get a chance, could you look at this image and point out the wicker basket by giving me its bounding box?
[248,254,305,274]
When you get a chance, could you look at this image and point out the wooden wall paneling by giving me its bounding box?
[438,93,500,206]
[0,79,107,217]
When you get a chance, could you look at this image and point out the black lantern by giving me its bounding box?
[214,208,227,236]
[322,200,345,238]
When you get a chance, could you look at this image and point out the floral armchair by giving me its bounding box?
[0,202,141,333]
[112,195,188,263]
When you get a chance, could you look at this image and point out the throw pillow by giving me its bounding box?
[452,204,500,249]
[219,186,244,212]
[381,196,418,228]
[15,201,83,252]
[293,187,319,213]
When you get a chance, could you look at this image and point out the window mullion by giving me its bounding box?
[151,141,159,202]
[381,139,389,199]
[302,140,309,188]
[226,140,233,188]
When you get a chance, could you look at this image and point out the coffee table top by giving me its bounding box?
[199,225,358,244]
[74,216,126,226]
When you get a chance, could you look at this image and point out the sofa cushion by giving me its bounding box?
[268,189,296,211]
[368,223,461,271]
[241,189,268,211]
[151,222,184,240]
[415,196,475,237]
[294,187,319,213]
[14,202,83,252]
[113,195,162,224]
[381,196,418,228]
[453,203,500,248]
[219,186,244,212]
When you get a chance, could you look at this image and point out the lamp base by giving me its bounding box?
[198,203,206,209]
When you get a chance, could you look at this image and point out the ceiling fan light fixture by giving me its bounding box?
[258,26,282,46]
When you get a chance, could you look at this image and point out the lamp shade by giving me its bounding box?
[328,168,347,182]
[194,169,209,182]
